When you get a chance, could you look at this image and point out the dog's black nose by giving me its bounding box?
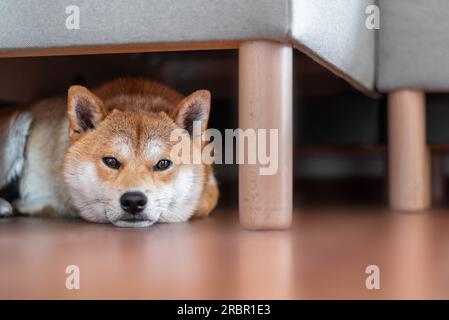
[120,192,147,214]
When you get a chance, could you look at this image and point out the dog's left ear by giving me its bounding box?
[67,85,106,138]
[174,90,210,136]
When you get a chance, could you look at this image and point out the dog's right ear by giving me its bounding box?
[67,85,106,138]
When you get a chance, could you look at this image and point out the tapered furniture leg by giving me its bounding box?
[238,41,292,229]
[388,90,430,211]
[431,153,446,205]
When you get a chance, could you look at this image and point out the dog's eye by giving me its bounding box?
[102,157,121,169]
[154,159,172,171]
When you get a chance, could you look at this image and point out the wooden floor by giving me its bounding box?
[2,204,449,299]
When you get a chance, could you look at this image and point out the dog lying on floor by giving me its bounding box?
[0,78,218,227]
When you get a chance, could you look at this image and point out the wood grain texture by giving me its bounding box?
[0,41,239,58]
[238,41,293,229]
[2,207,449,299]
[431,153,446,204]
[388,90,430,211]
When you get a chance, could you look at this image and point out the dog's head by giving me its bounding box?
[62,85,210,227]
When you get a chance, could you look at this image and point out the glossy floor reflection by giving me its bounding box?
[1,207,449,299]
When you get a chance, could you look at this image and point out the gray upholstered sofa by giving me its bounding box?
[0,0,445,229]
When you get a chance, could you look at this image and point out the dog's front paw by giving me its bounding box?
[0,198,13,217]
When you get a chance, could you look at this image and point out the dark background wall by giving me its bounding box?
[1,50,448,180]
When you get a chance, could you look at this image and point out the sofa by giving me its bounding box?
[0,0,444,229]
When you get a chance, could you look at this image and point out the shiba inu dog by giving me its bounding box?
[0,78,218,227]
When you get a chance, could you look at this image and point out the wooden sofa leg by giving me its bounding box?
[388,90,430,211]
[238,40,293,229]
[431,153,446,205]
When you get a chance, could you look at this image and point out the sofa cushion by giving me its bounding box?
[378,0,449,92]
[0,0,376,93]
[291,0,376,94]
[0,0,288,51]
